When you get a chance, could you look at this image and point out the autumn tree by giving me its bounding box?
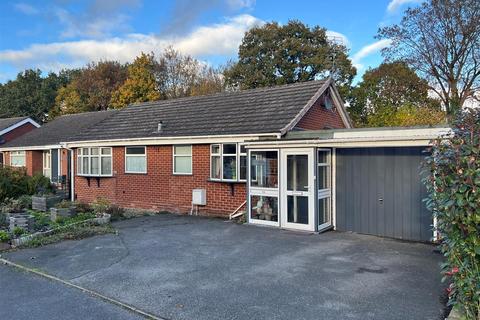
[110,53,161,109]
[349,61,444,126]
[155,47,224,99]
[377,0,480,115]
[51,61,127,117]
[224,20,356,93]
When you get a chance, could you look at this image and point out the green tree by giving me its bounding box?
[110,53,161,108]
[224,20,356,93]
[377,0,480,115]
[349,61,444,127]
[0,69,67,123]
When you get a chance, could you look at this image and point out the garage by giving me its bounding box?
[335,147,432,242]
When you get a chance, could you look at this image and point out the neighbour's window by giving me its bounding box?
[77,147,112,176]
[173,145,192,174]
[210,143,248,182]
[125,147,146,174]
[43,150,51,178]
[10,151,26,167]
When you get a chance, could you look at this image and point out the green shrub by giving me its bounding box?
[107,204,126,221]
[74,201,91,213]
[17,195,32,209]
[0,230,10,242]
[12,226,26,237]
[91,197,111,216]
[423,109,480,319]
[0,167,53,203]
[1,198,26,213]
[31,211,51,231]
[56,200,73,208]
[27,173,53,195]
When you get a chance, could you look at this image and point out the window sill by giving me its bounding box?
[125,171,147,175]
[173,173,193,176]
[77,175,113,178]
[207,179,246,184]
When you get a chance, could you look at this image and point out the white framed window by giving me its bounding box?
[125,147,146,174]
[77,147,112,177]
[10,151,26,167]
[210,143,247,182]
[173,145,192,175]
[43,150,51,178]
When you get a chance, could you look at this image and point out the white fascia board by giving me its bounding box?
[0,145,62,152]
[0,118,40,136]
[63,133,281,148]
[245,139,436,149]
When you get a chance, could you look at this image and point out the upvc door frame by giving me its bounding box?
[317,148,333,232]
[280,148,315,232]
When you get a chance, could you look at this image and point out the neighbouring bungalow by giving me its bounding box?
[0,110,116,190]
[1,79,450,242]
[0,116,40,165]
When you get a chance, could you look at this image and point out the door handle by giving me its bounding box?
[378,198,384,202]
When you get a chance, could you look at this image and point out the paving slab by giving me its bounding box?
[4,214,446,320]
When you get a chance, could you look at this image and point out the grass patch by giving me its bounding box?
[20,222,116,248]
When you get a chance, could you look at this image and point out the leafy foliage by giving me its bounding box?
[224,20,356,94]
[0,167,52,203]
[110,53,162,108]
[349,62,445,127]
[0,230,10,242]
[378,0,480,115]
[0,69,71,122]
[423,109,480,319]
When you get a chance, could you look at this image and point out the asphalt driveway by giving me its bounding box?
[3,214,445,320]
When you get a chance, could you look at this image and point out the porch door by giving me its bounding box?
[317,149,332,231]
[281,149,315,231]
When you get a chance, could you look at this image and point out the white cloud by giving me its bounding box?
[0,14,263,72]
[351,39,392,70]
[386,0,421,13]
[326,30,350,48]
[227,0,256,10]
[14,2,39,15]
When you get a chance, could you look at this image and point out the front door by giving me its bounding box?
[281,149,315,231]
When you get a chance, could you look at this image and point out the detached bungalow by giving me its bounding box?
[0,111,115,188]
[64,79,351,217]
[0,116,40,165]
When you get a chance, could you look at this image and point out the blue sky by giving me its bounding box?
[0,0,422,83]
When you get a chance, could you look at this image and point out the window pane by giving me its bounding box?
[287,195,309,224]
[78,149,82,156]
[82,148,89,155]
[126,156,146,173]
[211,144,220,154]
[223,144,236,154]
[126,147,145,155]
[250,151,278,188]
[175,156,191,174]
[77,157,83,175]
[174,145,191,155]
[240,145,246,154]
[318,150,329,165]
[101,157,112,175]
[101,148,111,155]
[211,155,221,179]
[82,157,89,174]
[90,157,99,175]
[318,166,330,190]
[240,155,247,180]
[250,195,278,222]
[318,197,331,226]
[91,148,99,156]
[223,155,237,180]
[287,155,308,192]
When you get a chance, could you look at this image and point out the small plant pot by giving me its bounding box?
[93,213,111,225]
[9,213,34,232]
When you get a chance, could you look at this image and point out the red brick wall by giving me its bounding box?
[74,145,246,217]
[295,99,346,130]
[1,123,37,144]
[26,150,43,176]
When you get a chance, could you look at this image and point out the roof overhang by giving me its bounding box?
[0,117,40,136]
[63,133,282,148]
[244,127,452,149]
[0,144,62,152]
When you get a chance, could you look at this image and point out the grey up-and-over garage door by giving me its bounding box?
[335,147,432,242]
